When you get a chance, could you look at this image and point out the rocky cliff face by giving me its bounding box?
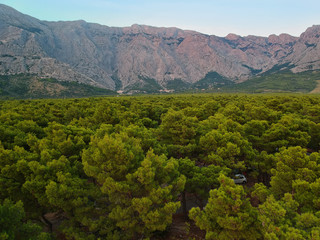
[0,4,319,91]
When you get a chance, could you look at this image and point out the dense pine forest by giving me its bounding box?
[1,94,320,240]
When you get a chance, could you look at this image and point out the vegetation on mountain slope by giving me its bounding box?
[0,74,116,99]
[221,70,320,93]
[2,69,320,98]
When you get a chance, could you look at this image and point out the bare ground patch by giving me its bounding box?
[310,80,320,93]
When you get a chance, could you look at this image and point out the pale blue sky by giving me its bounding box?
[0,0,319,37]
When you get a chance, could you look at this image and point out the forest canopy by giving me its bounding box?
[1,93,320,239]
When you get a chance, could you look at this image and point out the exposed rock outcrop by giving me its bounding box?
[0,4,319,91]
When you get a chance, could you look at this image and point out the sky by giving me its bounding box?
[0,0,319,37]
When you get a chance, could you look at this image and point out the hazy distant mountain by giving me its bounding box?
[0,4,319,93]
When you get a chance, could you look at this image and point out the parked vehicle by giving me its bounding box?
[232,174,247,184]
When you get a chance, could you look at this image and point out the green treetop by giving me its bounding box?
[189,174,261,240]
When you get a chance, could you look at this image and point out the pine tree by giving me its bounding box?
[189,174,261,240]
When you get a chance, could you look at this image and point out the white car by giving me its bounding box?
[232,174,247,184]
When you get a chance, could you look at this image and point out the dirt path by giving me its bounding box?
[310,80,320,93]
[153,213,205,240]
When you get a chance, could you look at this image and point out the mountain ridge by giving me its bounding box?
[0,4,320,93]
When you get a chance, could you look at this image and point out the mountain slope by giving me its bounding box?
[0,74,115,99]
[221,70,320,93]
[0,4,320,93]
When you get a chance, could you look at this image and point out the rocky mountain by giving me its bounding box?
[0,4,320,93]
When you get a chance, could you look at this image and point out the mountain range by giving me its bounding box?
[0,4,320,95]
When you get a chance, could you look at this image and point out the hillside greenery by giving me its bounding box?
[116,70,320,94]
[222,70,320,93]
[1,70,320,97]
[193,71,233,90]
[0,74,116,99]
[1,94,320,239]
